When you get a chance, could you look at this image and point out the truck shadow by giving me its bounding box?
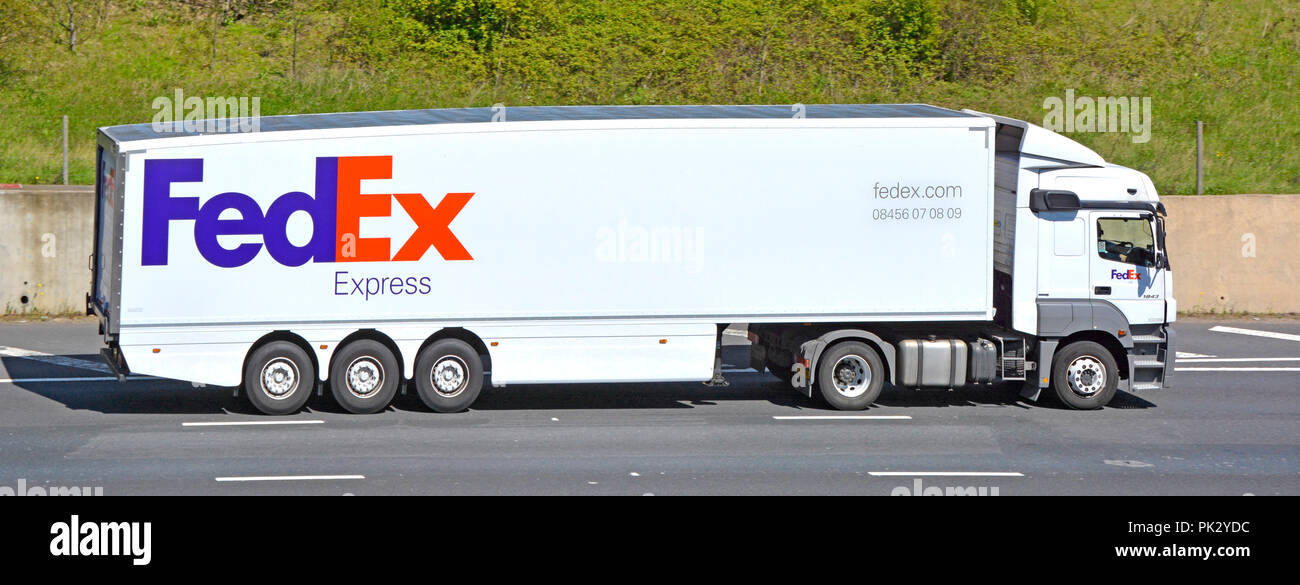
[2,354,1156,415]
[385,378,1045,413]
[367,376,821,413]
[874,384,1033,409]
[0,353,261,415]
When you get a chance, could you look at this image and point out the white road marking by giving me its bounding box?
[215,475,364,482]
[773,415,912,420]
[1177,357,1300,363]
[868,471,1024,477]
[1177,367,1300,372]
[184,420,325,427]
[0,346,113,373]
[1176,351,1217,358]
[1209,326,1300,343]
[0,376,153,384]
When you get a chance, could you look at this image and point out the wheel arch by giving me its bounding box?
[801,329,896,393]
[243,330,319,387]
[417,327,493,378]
[1057,330,1129,381]
[332,329,406,383]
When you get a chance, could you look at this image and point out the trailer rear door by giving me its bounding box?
[91,140,121,335]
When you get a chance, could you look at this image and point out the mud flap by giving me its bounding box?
[1019,381,1042,402]
[793,339,825,398]
[1020,339,1057,401]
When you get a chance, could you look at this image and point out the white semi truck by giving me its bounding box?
[90,104,1174,414]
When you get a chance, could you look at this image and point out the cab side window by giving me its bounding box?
[1096,217,1155,267]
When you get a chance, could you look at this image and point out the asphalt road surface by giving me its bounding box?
[0,317,1297,495]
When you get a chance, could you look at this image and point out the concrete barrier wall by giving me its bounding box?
[2,186,1297,315]
[1,186,94,314]
[1162,194,1300,314]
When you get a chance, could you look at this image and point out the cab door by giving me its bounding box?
[1036,210,1092,301]
[1090,213,1166,325]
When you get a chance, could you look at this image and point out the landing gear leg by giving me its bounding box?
[704,324,730,387]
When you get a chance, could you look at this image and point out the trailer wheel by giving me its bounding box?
[414,339,484,413]
[815,341,885,410]
[244,341,316,415]
[329,339,400,414]
[1050,341,1119,410]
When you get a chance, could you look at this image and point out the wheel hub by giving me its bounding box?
[432,357,468,397]
[830,355,871,398]
[346,357,384,398]
[260,358,298,399]
[1066,356,1107,397]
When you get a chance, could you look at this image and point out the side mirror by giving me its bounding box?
[1029,189,1081,212]
[1155,216,1171,270]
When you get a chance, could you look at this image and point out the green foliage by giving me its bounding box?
[1012,0,1047,23]
[392,0,554,50]
[0,0,1295,194]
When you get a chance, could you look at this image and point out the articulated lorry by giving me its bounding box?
[90,104,1174,414]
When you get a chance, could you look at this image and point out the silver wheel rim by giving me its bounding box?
[830,355,871,398]
[1066,355,1107,397]
[346,357,384,399]
[431,356,468,398]
[260,358,299,400]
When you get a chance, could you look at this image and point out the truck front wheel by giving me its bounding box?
[414,339,485,413]
[1050,341,1119,410]
[244,341,316,415]
[815,341,886,410]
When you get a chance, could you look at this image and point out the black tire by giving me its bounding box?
[329,339,400,414]
[244,341,316,415]
[1050,341,1119,410]
[815,341,886,410]
[766,360,795,384]
[414,339,484,413]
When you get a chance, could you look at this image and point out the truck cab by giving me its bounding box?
[987,111,1176,407]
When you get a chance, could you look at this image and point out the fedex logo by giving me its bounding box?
[1110,268,1141,280]
[141,156,473,267]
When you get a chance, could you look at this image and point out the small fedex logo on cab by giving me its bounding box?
[1110,268,1141,280]
[141,155,473,267]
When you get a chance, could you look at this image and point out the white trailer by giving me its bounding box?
[91,104,1174,414]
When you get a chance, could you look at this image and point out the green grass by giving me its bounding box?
[1,0,1296,194]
